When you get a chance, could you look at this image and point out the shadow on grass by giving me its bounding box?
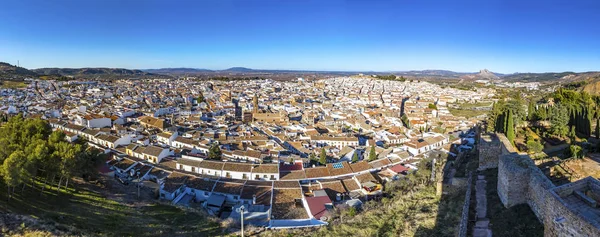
[482,168,544,237]
[0,178,223,237]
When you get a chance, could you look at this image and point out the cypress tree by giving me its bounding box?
[528,101,535,121]
[503,111,509,134]
[506,110,515,144]
[368,146,377,161]
[319,148,327,165]
[596,118,600,139]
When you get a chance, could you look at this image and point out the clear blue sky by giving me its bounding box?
[1,0,599,73]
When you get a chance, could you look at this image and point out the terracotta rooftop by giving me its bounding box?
[198,160,225,170]
[342,178,360,191]
[252,164,279,174]
[326,161,353,177]
[186,177,216,192]
[272,188,308,220]
[355,172,380,185]
[177,158,201,167]
[280,170,307,180]
[273,180,300,189]
[241,185,272,203]
[162,172,189,193]
[320,180,348,201]
[368,158,392,169]
[222,162,253,173]
[212,181,245,196]
[305,166,331,179]
[350,161,371,173]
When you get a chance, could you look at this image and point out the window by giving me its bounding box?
[226,172,231,178]
[270,175,275,180]
[179,164,183,170]
[233,196,238,200]
[255,175,260,180]
[192,167,196,173]
[204,191,209,196]
[242,174,248,179]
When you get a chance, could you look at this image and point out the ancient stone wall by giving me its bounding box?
[527,167,556,221]
[497,154,532,207]
[543,178,600,236]
[491,133,600,236]
[478,134,503,170]
[457,172,473,237]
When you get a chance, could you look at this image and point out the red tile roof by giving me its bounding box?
[389,164,409,174]
[305,195,332,220]
[279,162,303,171]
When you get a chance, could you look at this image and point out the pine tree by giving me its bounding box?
[319,148,327,165]
[506,110,515,144]
[208,144,222,160]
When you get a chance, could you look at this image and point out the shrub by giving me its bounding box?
[526,140,543,153]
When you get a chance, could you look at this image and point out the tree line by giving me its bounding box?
[487,88,600,157]
[0,115,105,200]
[373,75,407,82]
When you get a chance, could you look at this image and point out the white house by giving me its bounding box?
[160,172,189,201]
[157,132,178,147]
[172,137,210,155]
[402,134,448,155]
[96,134,131,148]
[211,181,244,203]
[127,144,170,164]
[197,160,225,177]
[185,176,216,202]
[251,164,280,181]
[76,114,112,128]
[310,135,359,148]
[222,162,254,180]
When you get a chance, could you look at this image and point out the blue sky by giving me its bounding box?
[1,0,599,73]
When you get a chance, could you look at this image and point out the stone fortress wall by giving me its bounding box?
[480,133,600,236]
[477,134,504,170]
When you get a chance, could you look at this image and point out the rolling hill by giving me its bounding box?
[33,67,164,78]
[0,62,39,80]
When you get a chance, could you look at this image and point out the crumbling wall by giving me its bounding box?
[492,133,600,236]
[543,178,600,237]
[478,134,503,170]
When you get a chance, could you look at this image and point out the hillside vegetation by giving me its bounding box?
[0,62,38,80]
[0,116,222,236]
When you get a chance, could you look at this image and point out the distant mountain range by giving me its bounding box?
[33,67,165,79]
[1,61,599,82]
[0,62,168,80]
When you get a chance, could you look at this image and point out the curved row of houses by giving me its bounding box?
[107,148,415,229]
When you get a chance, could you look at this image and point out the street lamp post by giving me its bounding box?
[136,171,140,199]
[236,205,245,237]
